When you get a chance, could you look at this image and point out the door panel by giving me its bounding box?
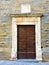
[26,53,36,59]
[17,25,36,59]
[18,53,26,59]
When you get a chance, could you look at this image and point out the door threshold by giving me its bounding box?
[16,59,39,62]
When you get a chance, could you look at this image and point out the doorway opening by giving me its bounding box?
[17,25,36,59]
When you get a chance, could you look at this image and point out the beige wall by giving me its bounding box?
[0,0,49,61]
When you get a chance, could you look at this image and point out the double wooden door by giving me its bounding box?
[17,25,36,59]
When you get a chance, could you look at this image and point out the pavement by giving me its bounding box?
[0,59,49,65]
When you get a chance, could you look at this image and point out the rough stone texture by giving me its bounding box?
[0,23,12,60]
[41,15,49,61]
[0,0,49,61]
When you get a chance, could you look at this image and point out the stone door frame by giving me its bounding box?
[10,14,42,61]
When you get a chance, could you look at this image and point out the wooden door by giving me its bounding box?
[17,25,36,59]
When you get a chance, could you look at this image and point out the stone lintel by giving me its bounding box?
[10,13,43,17]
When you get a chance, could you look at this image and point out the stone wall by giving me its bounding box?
[41,15,49,61]
[0,0,49,61]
